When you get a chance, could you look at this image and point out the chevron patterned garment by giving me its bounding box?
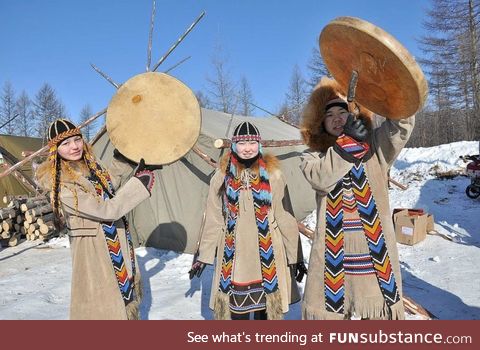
[229,281,266,314]
[335,134,369,159]
[350,163,401,306]
[88,171,136,305]
[324,180,345,313]
[324,163,401,313]
[220,150,279,311]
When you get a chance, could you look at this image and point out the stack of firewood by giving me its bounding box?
[0,195,56,247]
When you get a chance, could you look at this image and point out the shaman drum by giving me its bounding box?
[320,16,428,119]
[106,72,201,165]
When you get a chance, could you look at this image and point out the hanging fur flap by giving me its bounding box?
[266,290,284,320]
[213,293,231,320]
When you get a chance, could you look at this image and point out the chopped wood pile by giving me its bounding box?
[0,195,57,247]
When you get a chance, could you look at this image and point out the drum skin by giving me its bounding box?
[320,16,428,119]
[106,72,201,165]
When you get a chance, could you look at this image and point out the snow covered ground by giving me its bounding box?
[391,141,480,320]
[0,141,478,320]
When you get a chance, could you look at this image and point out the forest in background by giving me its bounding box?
[1,0,478,147]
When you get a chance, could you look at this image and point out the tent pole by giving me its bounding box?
[0,145,38,193]
[191,146,217,168]
[152,11,206,72]
[90,63,120,89]
[164,56,192,74]
[145,0,156,72]
[214,138,304,149]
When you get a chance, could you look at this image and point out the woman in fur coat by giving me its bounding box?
[299,77,415,320]
[189,121,306,320]
[36,119,155,320]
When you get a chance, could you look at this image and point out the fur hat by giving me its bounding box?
[47,119,81,147]
[300,77,374,152]
[232,121,261,142]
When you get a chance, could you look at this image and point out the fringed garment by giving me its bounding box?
[86,165,138,307]
[219,150,280,316]
[321,134,402,319]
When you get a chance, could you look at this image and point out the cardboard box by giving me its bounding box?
[393,209,428,245]
[426,214,435,232]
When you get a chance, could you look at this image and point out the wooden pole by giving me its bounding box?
[213,138,304,149]
[146,0,156,72]
[403,295,437,319]
[90,63,120,89]
[388,177,408,190]
[22,150,48,158]
[164,56,192,74]
[191,146,217,168]
[0,145,38,191]
[151,11,206,72]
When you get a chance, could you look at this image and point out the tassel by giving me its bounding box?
[266,290,283,320]
[213,293,231,320]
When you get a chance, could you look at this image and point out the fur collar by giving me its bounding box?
[219,152,280,175]
[300,77,374,153]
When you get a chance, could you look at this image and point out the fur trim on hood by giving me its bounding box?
[300,77,374,153]
[219,152,280,175]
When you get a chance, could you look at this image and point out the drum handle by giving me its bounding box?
[347,70,360,117]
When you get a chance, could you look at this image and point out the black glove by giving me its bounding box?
[290,262,308,283]
[343,114,368,142]
[113,148,137,166]
[114,149,163,170]
[188,261,206,280]
[134,159,155,194]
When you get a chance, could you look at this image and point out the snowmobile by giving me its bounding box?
[461,155,480,199]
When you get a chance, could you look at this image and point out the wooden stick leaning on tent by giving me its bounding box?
[0,145,38,193]
[214,138,305,149]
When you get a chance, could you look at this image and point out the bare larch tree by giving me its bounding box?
[15,90,33,137]
[237,76,255,116]
[0,81,17,135]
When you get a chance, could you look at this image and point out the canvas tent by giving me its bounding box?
[0,134,43,206]
[92,108,316,254]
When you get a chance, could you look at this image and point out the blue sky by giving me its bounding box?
[0,0,429,122]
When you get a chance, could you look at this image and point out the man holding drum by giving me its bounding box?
[299,76,414,320]
[297,16,426,321]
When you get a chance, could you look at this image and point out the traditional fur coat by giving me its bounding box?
[299,78,414,320]
[36,157,149,320]
[197,153,302,320]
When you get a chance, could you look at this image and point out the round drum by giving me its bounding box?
[106,72,201,165]
[320,16,428,119]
